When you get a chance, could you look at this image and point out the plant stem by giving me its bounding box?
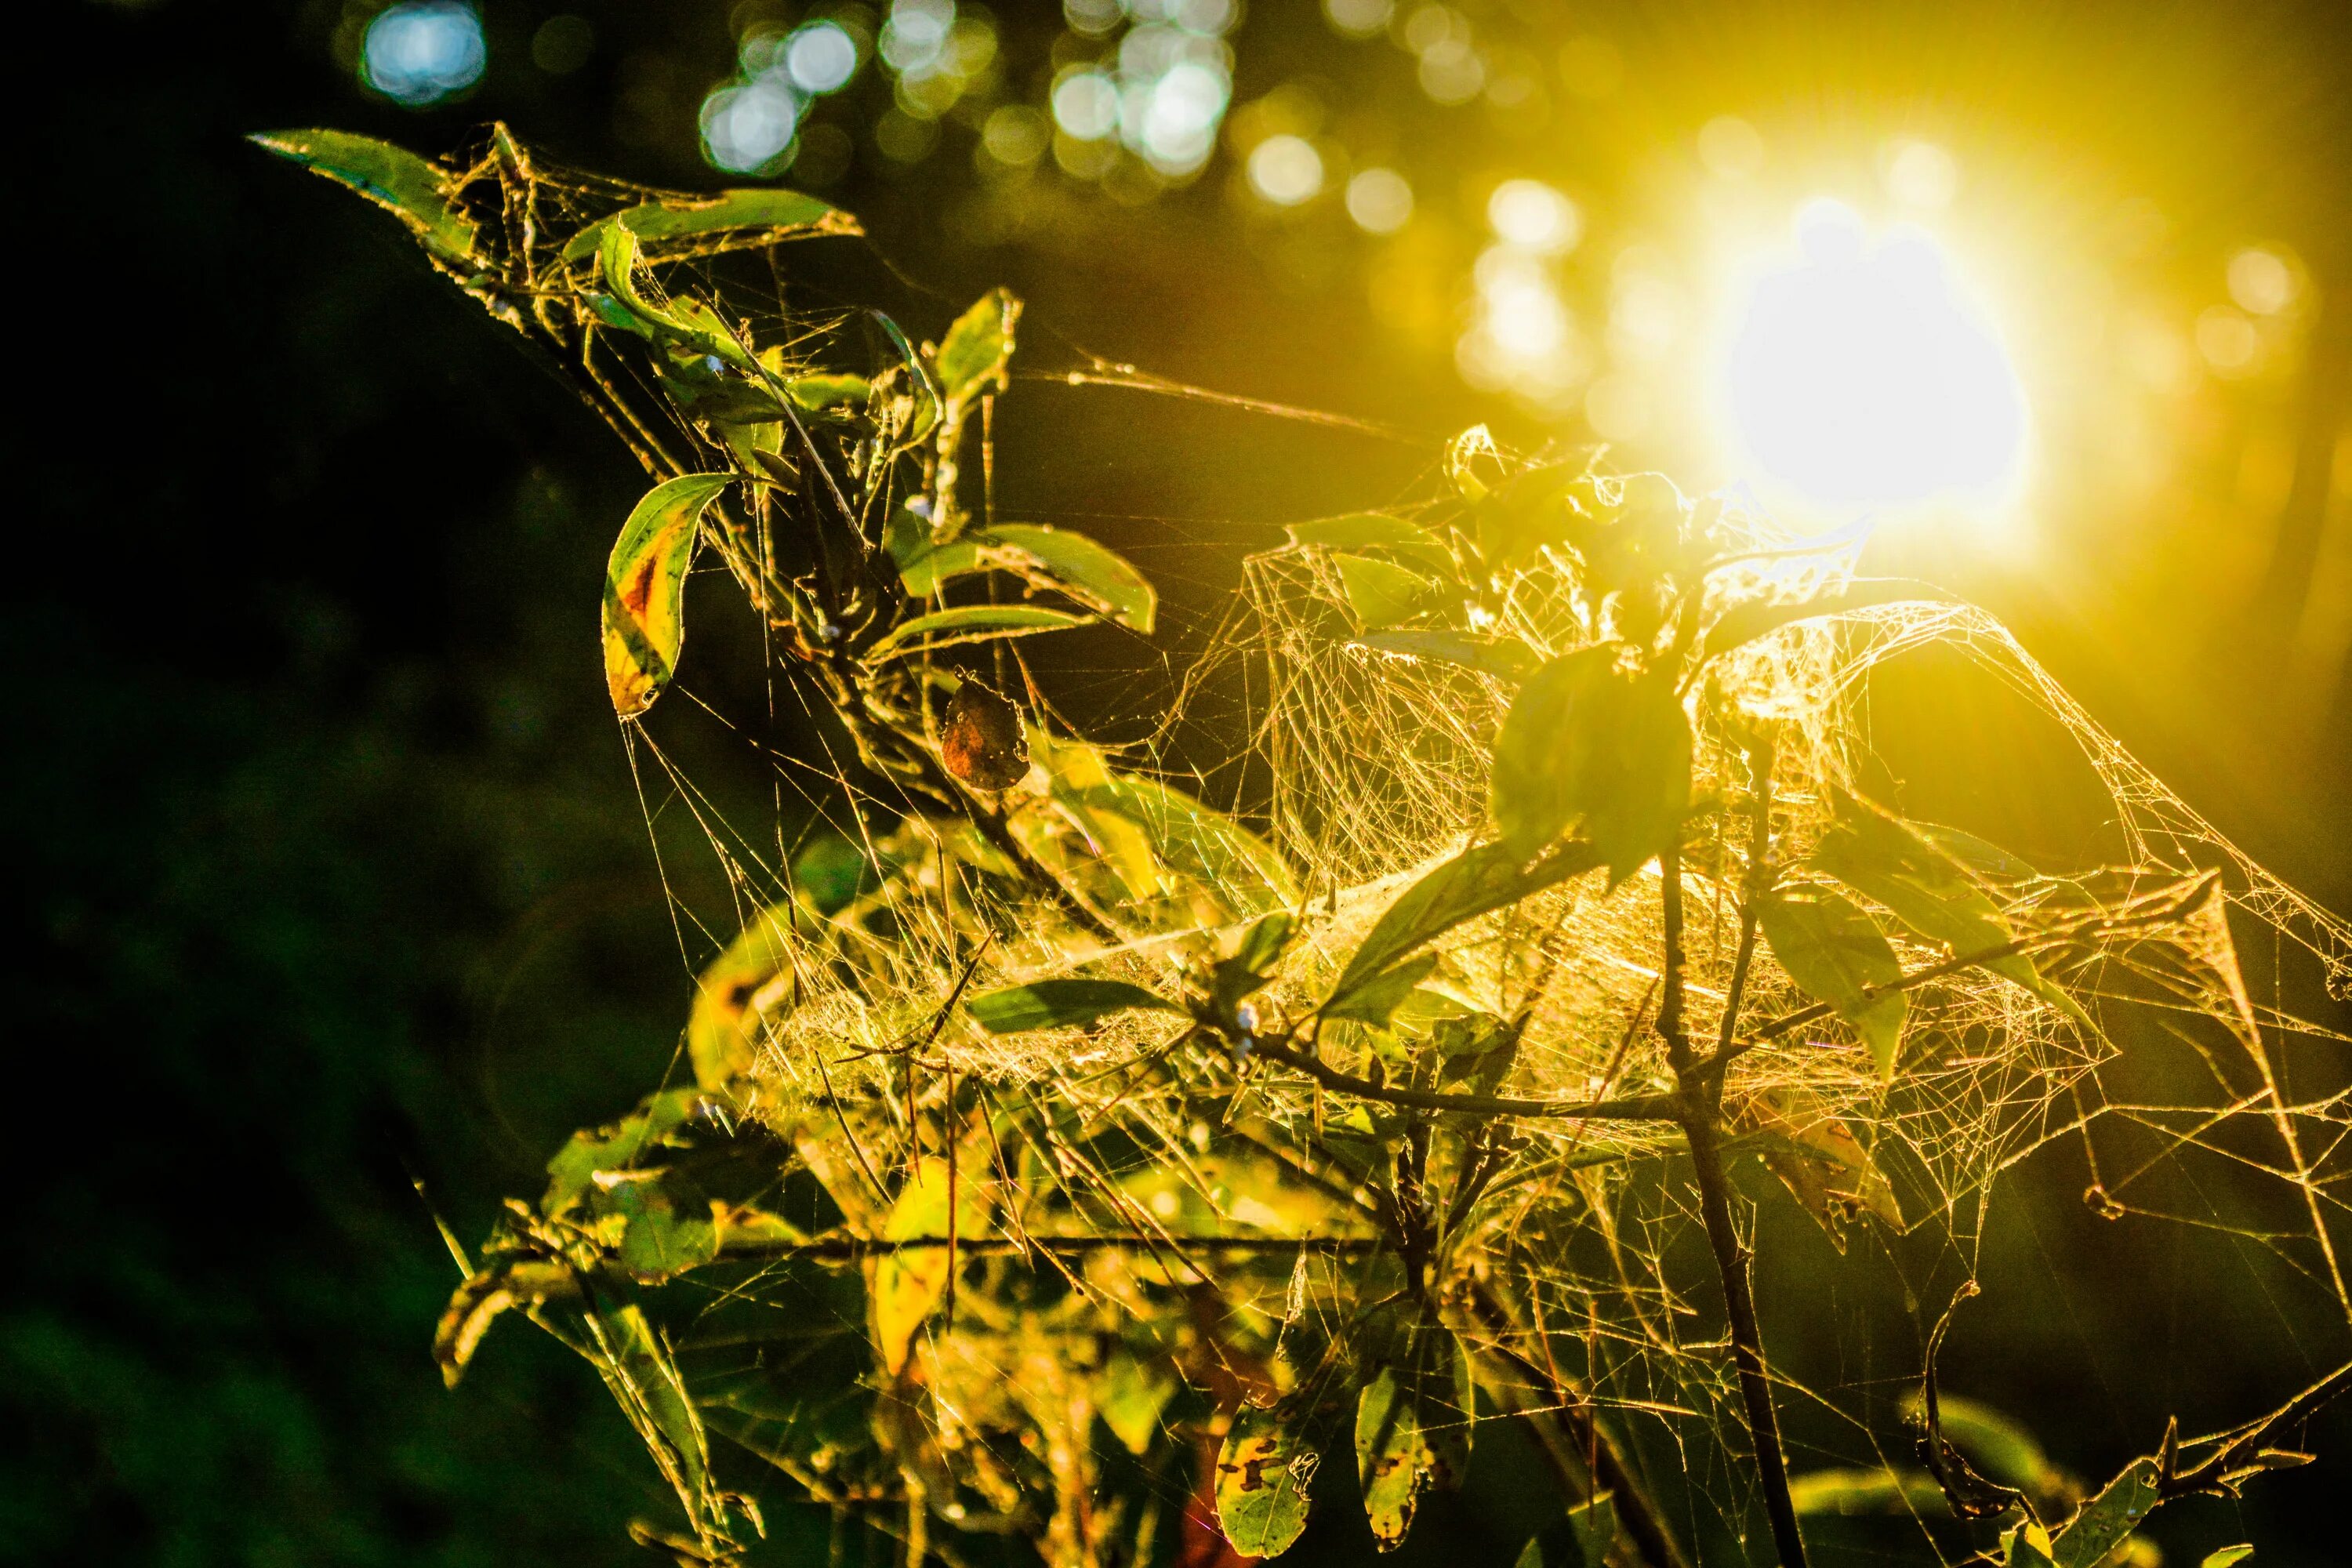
[1659,843,1809,1568]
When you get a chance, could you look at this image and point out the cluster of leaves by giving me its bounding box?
[268,127,2340,1568]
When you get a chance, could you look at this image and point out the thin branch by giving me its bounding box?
[1661,843,1809,1568]
[718,1233,1385,1261]
[1246,1034,1682,1122]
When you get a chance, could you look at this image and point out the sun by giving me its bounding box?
[1715,198,2029,522]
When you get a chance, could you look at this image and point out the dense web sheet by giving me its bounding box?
[281,128,2352,1566]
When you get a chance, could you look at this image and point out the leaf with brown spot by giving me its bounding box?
[1216,1405,1316,1559]
[601,474,734,719]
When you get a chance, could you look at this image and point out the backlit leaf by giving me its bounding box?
[590,1303,720,1530]
[1336,553,1440,630]
[1758,887,1907,1078]
[1289,514,1454,573]
[602,474,734,719]
[1322,953,1439,1027]
[686,902,803,1088]
[560,187,855,263]
[967,978,1181,1034]
[2048,1458,2159,1568]
[1073,775,1298,915]
[1332,838,1601,1005]
[1357,630,1541,683]
[1216,1406,1317,1559]
[1357,1367,1422,1549]
[1099,1352,1178,1455]
[935,287,1020,404]
[607,1173,720,1278]
[985,524,1157,631]
[2201,1548,2254,1568]
[251,129,477,263]
[862,604,1087,660]
[1491,648,1691,880]
[544,1087,709,1214]
[1788,1468,1951,1517]
[1813,798,2081,1021]
[868,1154,988,1377]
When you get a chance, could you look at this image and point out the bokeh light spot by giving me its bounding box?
[529,14,593,75]
[2196,305,2262,376]
[362,2,486,107]
[1248,135,1324,205]
[1720,203,2027,516]
[1053,70,1121,140]
[1345,168,1414,233]
[2228,247,2298,316]
[786,22,860,94]
[1487,179,1580,253]
[701,78,804,173]
[1697,115,1765,181]
[1323,0,1393,38]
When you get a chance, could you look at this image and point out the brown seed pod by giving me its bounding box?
[941,682,1030,791]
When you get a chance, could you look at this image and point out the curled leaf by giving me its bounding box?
[985,524,1157,632]
[252,129,477,263]
[602,474,735,719]
[561,187,855,264]
[862,604,1087,661]
[935,287,1020,404]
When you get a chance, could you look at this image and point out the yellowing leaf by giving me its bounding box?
[602,474,733,719]
[687,902,804,1088]
[1216,1406,1317,1559]
[1098,1352,1178,1455]
[1356,1367,1422,1549]
[1734,1088,1902,1244]
[251,129,477,263]
[868,1154,989,1377]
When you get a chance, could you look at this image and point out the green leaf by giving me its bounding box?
[1490,648,1691,880]
[544,1087,709,1214]
[1322,953,1440,1027]
[1899,1393,2057,1494]
[602,474,734,719]
[869,1155,987,1377]
[935,287,1021,404]
[561,187,855,263]
[1215,1406,1317,1559]
[1232,910,1298,975]
[1813,798,2082,1022]
[863,604,1087,660]
[2003,1519,2057,1568]
[1289,514,1455,573]
[985,524,1157,632]
[1788,1467,1952,1517]
[1332,839,1601,1005]
[1099,1352,1178,1455]
[2201,1548,2255,1568]
[967,978,1181,1034]
[251,129,477,264]
[1336,553,1441,630]
[1073,776,1298,915]
[1758,887,1907,1079]
[1357,1368,1422,1549]
[607,1173,720,1278]
[1357,630,1541,683]
[2048,1458,2158,1568]
[895,537,983,598]
[785,372,871,411]
[590,1304,721,1530]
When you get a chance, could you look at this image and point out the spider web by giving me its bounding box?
[406,130,2352,1566]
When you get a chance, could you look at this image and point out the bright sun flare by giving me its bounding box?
[1719,199,2028,520]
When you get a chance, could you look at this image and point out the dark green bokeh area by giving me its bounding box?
[13,2,2352,1564]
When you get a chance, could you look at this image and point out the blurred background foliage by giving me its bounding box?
[12,0,2352,1562]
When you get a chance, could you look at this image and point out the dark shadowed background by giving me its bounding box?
[12,1,2352,1563]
